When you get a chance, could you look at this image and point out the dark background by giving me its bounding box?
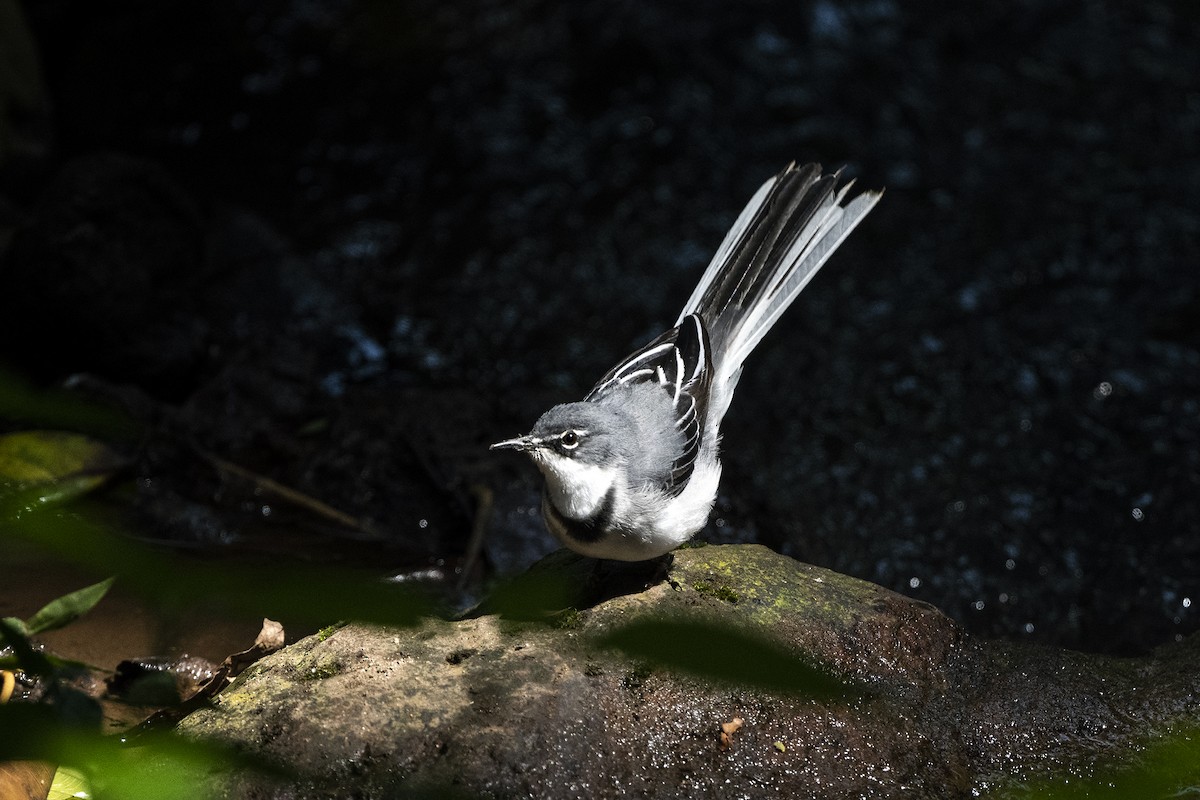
[1,0,1197,655]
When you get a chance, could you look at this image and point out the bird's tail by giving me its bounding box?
[678,163,881,409]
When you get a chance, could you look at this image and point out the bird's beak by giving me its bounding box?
[490,435,537,452]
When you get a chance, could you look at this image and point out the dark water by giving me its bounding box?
[3,0,1198,655]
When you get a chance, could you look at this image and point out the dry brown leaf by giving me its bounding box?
[720,716,744,735]
[252,618,286,653]
[0,761,55,800]
[131,618,286,735]
[719,715,744,750]
[224,618,286,676]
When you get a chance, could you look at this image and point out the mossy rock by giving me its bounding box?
[176,545,1200,799]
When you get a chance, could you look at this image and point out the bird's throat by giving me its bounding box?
[539,459,618,521]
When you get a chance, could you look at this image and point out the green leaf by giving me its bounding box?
[0,431,123,484]
[0,703,289,799]
[0,579,111,677]
[0,366,136,439]
[23,577,115,636]
[477,569,581,620]
[594,616,855,698]
[0,431,125,509]
[994,722,1200,799]
[47,765,92,800]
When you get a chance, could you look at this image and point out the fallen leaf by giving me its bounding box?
[0,760,56,800]
[225,618,286,675]
[253,619,286,652]
[719,716,744,750]
[131,619,287,735]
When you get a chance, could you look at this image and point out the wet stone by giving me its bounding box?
[175,545,1199,799]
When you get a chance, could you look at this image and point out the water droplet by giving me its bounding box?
[958,285,980,311]
[810,1,849,41]
[920,333,945,354]
[1015,366,1039,396]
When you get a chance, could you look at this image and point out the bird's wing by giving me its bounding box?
[587,314,712,495]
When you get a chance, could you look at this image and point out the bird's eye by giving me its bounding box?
[559,430,580,450]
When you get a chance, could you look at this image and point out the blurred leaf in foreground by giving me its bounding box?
[0,430,126,511]
[0,431,124,485]
[0,617,56,677]
[1,487,434,629]
[0,703,286,800]
[0,366,135,440]
[471,568,581,621]
[594,616,854,698]
[1001,721,1200,800]
[47,765,90,800]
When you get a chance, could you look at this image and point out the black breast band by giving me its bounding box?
[542,484,617,544]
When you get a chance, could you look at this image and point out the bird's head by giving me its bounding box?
[491,402,627,519]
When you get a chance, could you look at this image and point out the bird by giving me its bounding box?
[491,163,881,561]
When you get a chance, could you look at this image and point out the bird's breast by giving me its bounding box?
[539,458,619,520]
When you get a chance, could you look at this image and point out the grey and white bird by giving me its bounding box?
[492,163,881,561]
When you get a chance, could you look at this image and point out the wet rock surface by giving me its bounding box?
[176,545,1199,798]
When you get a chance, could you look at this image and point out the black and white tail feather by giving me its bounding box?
[492,163,881,561]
